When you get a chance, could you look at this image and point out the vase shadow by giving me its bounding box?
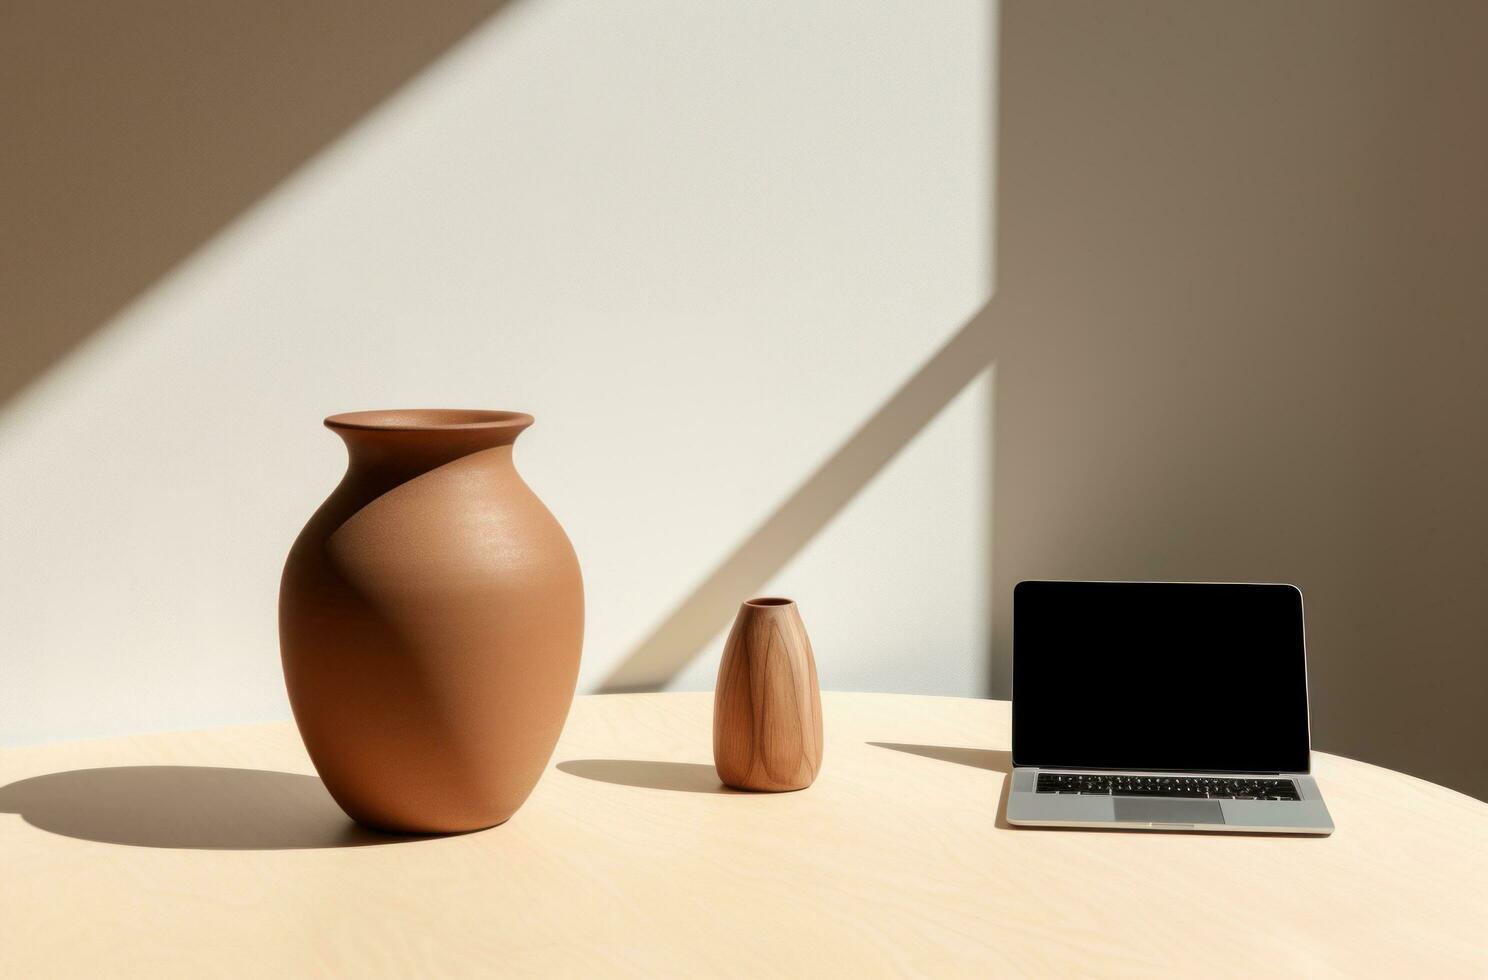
[0,766,428,850]
[556,759,739,794]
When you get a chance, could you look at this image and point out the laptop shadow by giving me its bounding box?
[867,741,1017,829]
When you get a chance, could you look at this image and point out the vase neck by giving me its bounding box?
[325,410,532,483]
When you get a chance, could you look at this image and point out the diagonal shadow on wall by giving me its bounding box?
[599,2,1005,695]
[0,0,517,406]
[600,297,1001,693]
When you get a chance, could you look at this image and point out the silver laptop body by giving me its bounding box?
[1006,581,1334,835]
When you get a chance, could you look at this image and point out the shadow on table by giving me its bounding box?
[557,759,740,794]
[0,766,424,850]
[868,742,1016,829]
[867,742,1012,773]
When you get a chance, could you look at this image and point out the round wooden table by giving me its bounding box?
[3,692,1485,977]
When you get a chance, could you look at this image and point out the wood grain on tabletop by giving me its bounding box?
[2,692,1486,978]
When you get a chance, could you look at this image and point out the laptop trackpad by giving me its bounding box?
[1114,798,1225,826]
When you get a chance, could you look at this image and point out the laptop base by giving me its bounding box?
[1006,768,1335,835]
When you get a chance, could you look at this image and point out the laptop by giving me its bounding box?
[1006,580,1334,834]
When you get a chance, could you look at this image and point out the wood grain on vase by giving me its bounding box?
[713,597,823,791]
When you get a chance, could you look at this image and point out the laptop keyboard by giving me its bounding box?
[1035,772,1301,801]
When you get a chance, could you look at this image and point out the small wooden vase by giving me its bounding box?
[713,597,823,791]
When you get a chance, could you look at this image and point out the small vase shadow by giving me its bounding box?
[0,766,427,850]
[557,759,738,794]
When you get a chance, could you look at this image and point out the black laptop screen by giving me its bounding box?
[1012,581,1311,774]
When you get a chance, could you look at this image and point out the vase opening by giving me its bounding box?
[325,409,533,432]
[325,410,535,474]
[745,597,794,607]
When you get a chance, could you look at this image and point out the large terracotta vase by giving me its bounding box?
[279,409,583,833]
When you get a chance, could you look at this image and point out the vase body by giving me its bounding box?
[713,597,823,791]
[279,409,583,833]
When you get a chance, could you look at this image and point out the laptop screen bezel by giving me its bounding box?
[1010,579,1314,775]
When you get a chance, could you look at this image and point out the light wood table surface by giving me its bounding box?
[3,692,1486,978]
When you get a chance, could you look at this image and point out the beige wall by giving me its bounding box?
[1,1,994,744]
[991,0,1488,799]
[0,0,513,406]
[4,0,1485,802]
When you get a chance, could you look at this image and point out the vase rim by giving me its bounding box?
[744,596,795,607]
[324,409,534,433]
